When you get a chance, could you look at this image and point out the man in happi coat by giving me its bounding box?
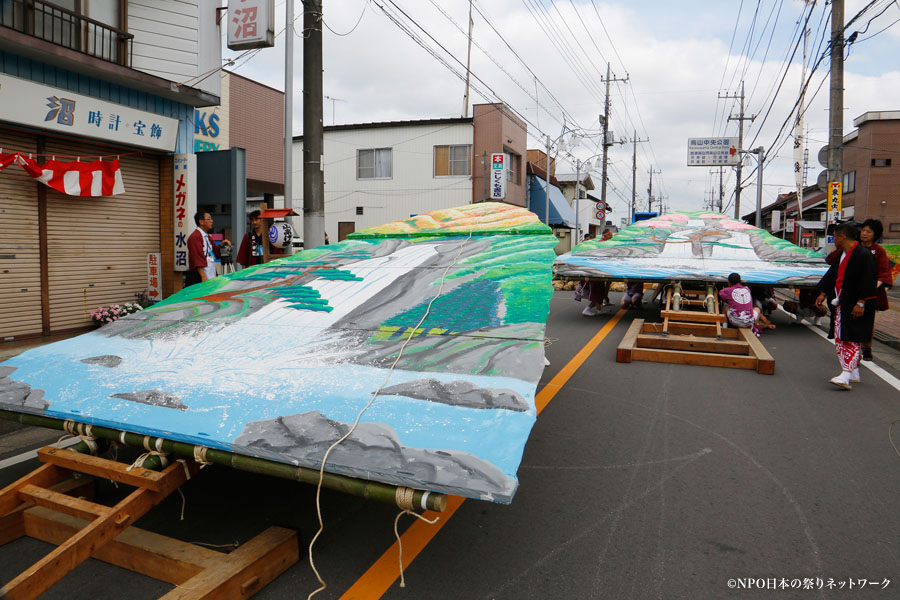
[815,222,877,390]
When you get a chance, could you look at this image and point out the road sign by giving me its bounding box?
[595,210,606,221]
[687,137,739,166]
[816,169,828,193]
[817,146,829,168]
[594,200,606,212]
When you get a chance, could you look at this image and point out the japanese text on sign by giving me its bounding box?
[687,137,739,166]
[490,153,507,200]
[173,154,197,273]
[147,253,162,301]
[827,181,842,220]
[227,0,275,50]
[0,73,177,151]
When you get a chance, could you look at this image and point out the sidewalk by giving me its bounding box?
[873,306,900,350]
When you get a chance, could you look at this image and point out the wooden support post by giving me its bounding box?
[0,447,299,599]
[617,318,643,363]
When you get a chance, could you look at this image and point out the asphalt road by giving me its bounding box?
[1,292,898,599]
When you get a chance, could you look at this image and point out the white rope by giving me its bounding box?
[394,509,440,588]
[306,231,474,599]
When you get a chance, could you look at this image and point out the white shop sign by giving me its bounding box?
[490,152,507,200]
[173,154,197,272]
[0,73,178,152]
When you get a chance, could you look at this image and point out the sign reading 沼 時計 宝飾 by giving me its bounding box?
[687,138,739,166]
[173,154,197,273]
[0,73,178,152]
[490,153,507,200]
[227,0,275,50]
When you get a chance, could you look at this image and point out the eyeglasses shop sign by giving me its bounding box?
[0,73,178,152]
[490,153,507,200]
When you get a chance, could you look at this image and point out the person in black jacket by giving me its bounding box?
[815,222,877,389]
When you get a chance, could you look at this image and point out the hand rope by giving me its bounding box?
[393,509,440,588]
[306,231,474,599]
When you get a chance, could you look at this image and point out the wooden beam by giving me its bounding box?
[0,460,193,598]
[635,334,751,355]
[37,447,167,492]
[660,310,726,324]
[160,527,299,599]
[641,322,739,339]
[738,328,776,375]
[0,510,25,546]
[616,318,643,363]
[631,347,758,370]
[16,484,109,522]
[22,506,218,585]
[0,463,67,518]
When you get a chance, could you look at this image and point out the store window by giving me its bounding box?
[434,145,471,177]
[357,148,392,179]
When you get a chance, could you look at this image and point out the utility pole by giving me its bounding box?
[303,0,325,249]
[828,0,844,215]
[600,63,628,219]
[283,0,294,253]
[719,166,724,212]
[629,130,648,224]
[722,81,755,219]
[462,0,474,117]
[647,166,661,212]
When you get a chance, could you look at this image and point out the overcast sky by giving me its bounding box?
[224,0,900,220]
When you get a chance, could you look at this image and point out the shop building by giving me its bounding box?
[0,0,221,342]
[192,69,285,242]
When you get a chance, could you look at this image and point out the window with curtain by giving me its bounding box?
[357,148,392,179]
[434,145,471,177]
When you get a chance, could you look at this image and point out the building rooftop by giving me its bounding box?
[293,116,472,140]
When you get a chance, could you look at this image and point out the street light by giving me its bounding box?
[543,131,578,227]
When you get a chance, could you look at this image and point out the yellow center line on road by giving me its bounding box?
[339,309,628,600]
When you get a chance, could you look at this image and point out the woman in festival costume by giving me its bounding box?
[719,273,761,336]
[857,219,892,361]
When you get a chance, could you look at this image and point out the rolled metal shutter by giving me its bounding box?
[0,129,42,340]
[44,140,160,332]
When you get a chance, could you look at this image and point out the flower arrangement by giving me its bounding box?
[90,303,142,325]
[134,290,153,308]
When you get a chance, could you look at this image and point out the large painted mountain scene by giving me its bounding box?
[0,203,558,503]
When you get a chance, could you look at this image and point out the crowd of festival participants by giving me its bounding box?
[573,219,893,390]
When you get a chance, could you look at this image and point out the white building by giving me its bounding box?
[292,104,529,240]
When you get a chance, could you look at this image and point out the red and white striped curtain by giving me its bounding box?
[0,152,125,197]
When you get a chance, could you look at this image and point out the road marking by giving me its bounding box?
[0,437,80,471]
[340,309,627,599]
[788,309,900,392]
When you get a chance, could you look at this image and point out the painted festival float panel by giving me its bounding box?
[556,211,829,286]
[0,203,557,504]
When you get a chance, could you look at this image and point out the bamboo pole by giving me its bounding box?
[0,410,448,512]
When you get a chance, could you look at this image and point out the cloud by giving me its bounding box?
[227,0,900,215]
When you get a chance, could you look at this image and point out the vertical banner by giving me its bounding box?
[147,253,162,302]
[173,154,197,272]
[490,152,507,200]
[771,209,781,232]
[827,182,842,221]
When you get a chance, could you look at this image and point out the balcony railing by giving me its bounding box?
[0,0,133,67]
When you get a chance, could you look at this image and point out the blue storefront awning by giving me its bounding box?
[527,176,577,228]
